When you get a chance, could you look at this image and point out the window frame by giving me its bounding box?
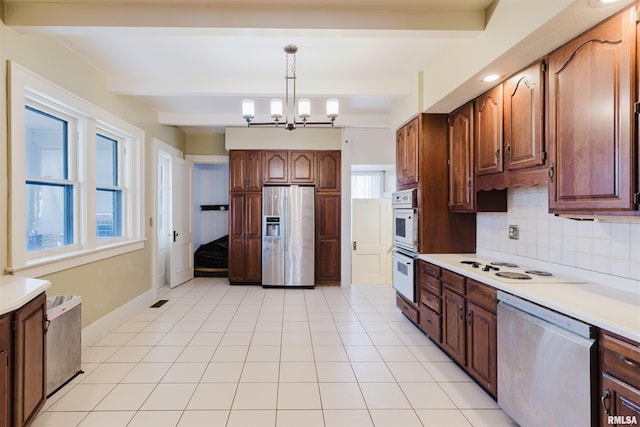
[8,61,145,277]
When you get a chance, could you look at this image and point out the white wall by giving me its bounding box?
[477,185,640,292]
[344,127,395,166]
[192,163,229,248]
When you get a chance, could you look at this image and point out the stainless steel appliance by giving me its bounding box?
[391,249,417,302]
[392,189,418,253]
[262,185,315,287]
[497,291,597,427]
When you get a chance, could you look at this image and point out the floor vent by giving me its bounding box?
[150,299,169,308]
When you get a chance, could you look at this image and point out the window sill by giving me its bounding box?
[5,239,146,278]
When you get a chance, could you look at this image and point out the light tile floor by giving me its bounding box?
[34,277,518,427]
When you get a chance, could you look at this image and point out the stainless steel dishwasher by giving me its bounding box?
[497,291,598,427]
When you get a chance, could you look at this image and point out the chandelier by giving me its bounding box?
[241,44,339,131]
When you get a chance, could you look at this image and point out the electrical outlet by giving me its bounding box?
[509,225,519,240]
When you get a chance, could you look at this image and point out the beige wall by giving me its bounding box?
[185,132,227,156]
[0,21,185,327]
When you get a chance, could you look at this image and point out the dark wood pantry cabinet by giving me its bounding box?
[228,149,341,285]
[547,5,638,213]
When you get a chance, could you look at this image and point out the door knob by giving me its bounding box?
[173,230,179,242]
[353,241,357,251]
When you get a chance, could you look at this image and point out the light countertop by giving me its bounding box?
[419,253,640,343]
[0,276,51,315]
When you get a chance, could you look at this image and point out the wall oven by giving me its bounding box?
[392,189,418,253]
[391,189,418,302]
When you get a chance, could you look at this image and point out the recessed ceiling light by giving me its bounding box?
[589,0,620,6]
[481,74,502,83]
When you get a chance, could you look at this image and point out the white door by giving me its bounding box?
[169,157,194,288]
[156,153,171,288]
[351,198,392,284]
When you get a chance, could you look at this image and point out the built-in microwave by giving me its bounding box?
[392,189,418,253]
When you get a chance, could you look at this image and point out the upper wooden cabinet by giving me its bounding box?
[316,150,341,193]
[548,7,637,213]
[229,150,262,192]
[475,84,504,176]
[396,116,419,188]
[448,102,475,212]
[503,60,546,171]
[263,151,289,184]
[290,151,316,184]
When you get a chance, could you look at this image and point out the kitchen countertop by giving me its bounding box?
[0,275,51,315]
[419,253,640,343]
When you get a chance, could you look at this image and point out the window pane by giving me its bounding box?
[25,107,68,179]
[351,171,383,199]
[96,189,122,239]
[96,134,118,186]
[26,182,73,251]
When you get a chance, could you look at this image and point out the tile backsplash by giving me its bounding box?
[477,185,640,282]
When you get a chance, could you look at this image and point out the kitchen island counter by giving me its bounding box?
[0,275,51,315]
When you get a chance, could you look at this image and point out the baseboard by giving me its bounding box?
[81,289,154,350]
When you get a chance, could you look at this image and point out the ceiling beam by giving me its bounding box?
[4,2,486,32]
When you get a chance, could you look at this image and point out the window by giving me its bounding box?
[351,171,383,199]
[96,133,123,240]
[8,61,145,276]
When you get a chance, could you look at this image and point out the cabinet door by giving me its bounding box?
[504,61,546,170]
[601,374,640,426]
[290,151,315,184]
[404,117,419,185]
[228,194,248,283]
[316,151,341,192]
[263,151,289,184]
[0,315,10,427]
[396,126,407,187]
[13,293,46,427]
[548,9,636,212]
[448,102,475,212]
[229,150,248,192]
[230,150,262,192]
[246,151,262,192]
[316,193,341,283]
[466,301,497,397]
[475,85,504,176]
[441,288,466,365]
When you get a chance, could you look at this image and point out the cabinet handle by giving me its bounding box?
[466,311,472,325]
[505,144,511,161]
[458,306,463,321]
[618,353,640,369]
[602,388,611,416]
[495,148,500,161]
[467,178,472,189]
[548,163,555,183]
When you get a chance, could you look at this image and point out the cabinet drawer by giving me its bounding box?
[396,293,419,325]
[418,261,441,279]
[419,273,441,295]
[602,333,640,390]
[419,305,441,343]
[466,279,496,312]
[441,269,465,294]
[420,289,441,313]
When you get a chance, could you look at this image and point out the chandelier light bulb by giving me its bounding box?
[242,99,255,122]
[326,98,339,122]
[298,98,311,121]
[270,99,283,122]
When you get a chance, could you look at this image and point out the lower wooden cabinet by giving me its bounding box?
[228,193,262,284]
[0,293,47,427]
[0,314,10,427]
[442,288,466,365]
[600,332,640,426]
[396,293,419,325]
[315,193,341,284]
[466,301,497,396]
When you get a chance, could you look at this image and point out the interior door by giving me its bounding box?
[351,198,391,284]
[169,157,194,288]
[156,153,171,287]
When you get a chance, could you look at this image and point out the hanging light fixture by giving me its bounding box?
[242,44,339,130]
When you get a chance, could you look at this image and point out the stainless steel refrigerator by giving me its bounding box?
[262,185,315,287]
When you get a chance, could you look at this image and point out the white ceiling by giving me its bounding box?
[4,0,635,132]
